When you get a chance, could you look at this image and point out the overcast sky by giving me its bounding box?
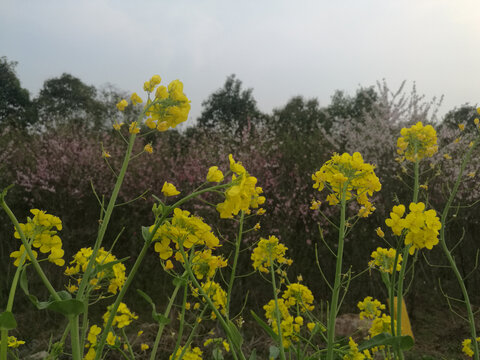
[1,0,479,126]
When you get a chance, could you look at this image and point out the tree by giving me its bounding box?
[196,74,262,134]
[0,56,37,127]
[441,105,479,132]
[325,86,378,131]
[34,73,104,129]
[96,83,143,130]
[269,96,327,135]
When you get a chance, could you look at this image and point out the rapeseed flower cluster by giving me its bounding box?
[192,280,227,319]
[357,296,386,320]
[368,247,402,274]
[385,203,442,255]
[115,75,191,132]
[369,314,393,337]
[396,122,438,162]
[282,283,315,312]
[354,297,395,358]
[263,283,315,348]
[65,247,126,295]
[462,337,480,357]
[10,209,64,267]
[0,336,25,348]
[84,324,118,360]
[170,346,203,360]
[152,208,220,267]
[312,152,381,216]
[204,338,230,353]
[263,299,296,348]
[343,337,372,360]
[216,154,265,219]
[251,235,291,273]
[191,249,227,280]
[103,302,138,329]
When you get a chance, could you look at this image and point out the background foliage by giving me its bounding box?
[1,57,479,358]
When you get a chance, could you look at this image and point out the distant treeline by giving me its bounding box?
[1,56,479,316]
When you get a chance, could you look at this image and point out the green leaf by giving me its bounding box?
[19,267,41,308]
[212,348,224,360]
[137,289,154,305]
[358,333,414,351]
[172,276,187,288]
[47,298,85,316]
[269,345,280,359]
[227,320,243,349]
[142,226,151,242]
[250,310,279,342]
[137,289,170,325]
[248,349,257,360]
[19,269,84,316]
[49,290,72,301]
[152,313,170,325]
[0,311,17,330]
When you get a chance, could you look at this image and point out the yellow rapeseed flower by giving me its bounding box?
[116,99,128,111]
[375,227,385,238]
[206,166,224,182]
[106,332,117,346]
[458,123,465,131]
[357,296,386,320]
[282,283,315,312]
[10,245,38,267]
[251,235,290,273]
[11,209,64,267]
[170,346,202,360]
[113,121,124,130]
[216,155,265,218]
[130,92,143,105]
[87,325,102,345]
[397,122,437,162]
[369,247,402,273]
[310,199,322,210]
[161,182,180,197]
[103,302,138,329]
[5,336,25,348]
[312,152,381,216]
[144,143,153,154]
[129,121,140,134]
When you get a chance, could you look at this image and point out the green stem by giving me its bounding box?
[92,176,229,360]
[226,211,245,317]
[269,257,287,360]
[392,159,420,359]
[326,188,347,360]
[0,251,27,360]
[77,132,137,298]
[121,328,135,359]
[150,275,184,360]
[170,283,188,360]
[394,246,409,360]
[178,246,247,360]
[439,135,480,360]
[413,160,419,204]
[69,316,82,360]
[93,238,151,360]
